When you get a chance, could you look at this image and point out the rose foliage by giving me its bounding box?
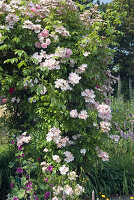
[0,0,124,199]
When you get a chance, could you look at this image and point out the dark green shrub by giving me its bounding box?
[0,146,15,200]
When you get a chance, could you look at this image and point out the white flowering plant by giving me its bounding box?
[0,0,124,199]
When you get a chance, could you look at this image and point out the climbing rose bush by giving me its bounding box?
[0,0,122,199]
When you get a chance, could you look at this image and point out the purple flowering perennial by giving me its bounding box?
[45,192,50,199]
[10,182,13,189]
[47,166,53,172]
[17,167,23,173]
[13,196,19,200]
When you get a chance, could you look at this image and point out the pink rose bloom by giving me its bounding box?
[38,33,42,38]
[36,4,41,9]
[30,7,37,13]
[65,49,72,58]
[41,29,49,38]
[2,98,6,103]
[46,38,51,45]
[41,43,47,48]
[35,42,41,48]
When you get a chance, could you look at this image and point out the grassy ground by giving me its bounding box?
[110,195,134,200]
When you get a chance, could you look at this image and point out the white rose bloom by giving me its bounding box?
[64,185,73,196]
[43,148,49,152]
[46,135,53,142]
[100,121,111,133]
[68,72,81,86]
[52,197,59,200]
[40,161,47,166]
[64,151,74,163]
[16,98,20,103]
[59,165,69,175]
[55,79,72,91]
[22,132,27,136]
[52,155,61,163]
[24,136,31,143]
[80,149,86,155]
[72,135,78,140]
[11,97,16,103]
[31,52,42,63]
[93,123,98,127]
[68,171,77,180]
[70,109,78,118]
[53,186,63,196]
[75,184,84,196]
[75,64,87,74]
[78,110,88,120]
[110,135,120,143]
[83,52,90,56]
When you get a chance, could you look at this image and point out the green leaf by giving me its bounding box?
[39,183,47,190]
[21,177,27,186]
[4,58,18,64]
[62,105,66,111]
[22,160,27,165]
[14,49,27,57]
[55,121,59,127]
[22,68,31,76]
[12,37,20,44]
[0,44,11,51]
[9,162,15,168]
[51,97,55,106]
[65,127,68,133]
[18,61,27,68]
[17,189,25,199]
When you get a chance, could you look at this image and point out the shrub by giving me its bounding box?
[0,0,124,199]
[0,146,15,200]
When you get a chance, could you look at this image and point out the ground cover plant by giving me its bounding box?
[0,0,127,199]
